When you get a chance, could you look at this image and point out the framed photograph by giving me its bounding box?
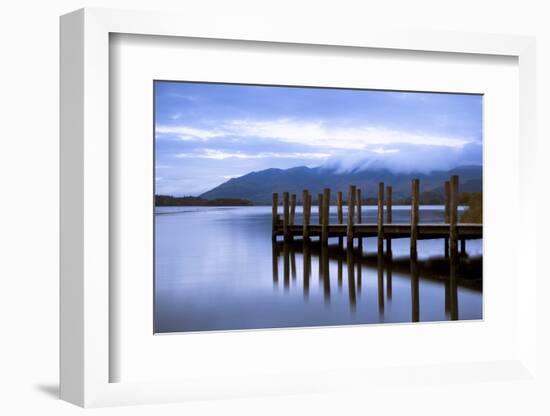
[60,8,538,407]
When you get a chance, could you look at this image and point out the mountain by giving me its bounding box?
[199,165,482,204]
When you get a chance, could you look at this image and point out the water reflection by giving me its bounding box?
[272,240,481,324]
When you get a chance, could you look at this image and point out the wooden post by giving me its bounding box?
[272,192,278,241]
[290,194,296,225]
[356,188,362,250]
[410,179,419,256]
[356,189,362,223]
[377,182,384,254]
[460,239,466,255]
[444,180,450,257]
[318,193,323,225]
[386,186,392,253]
[449,175,459,257]
[321,188,331,245]
[337,191,343,248]
[283,192,290,242]
[302,190,310,241]
[347,185,356,248]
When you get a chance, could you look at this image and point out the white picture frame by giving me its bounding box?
[60,7,538,408]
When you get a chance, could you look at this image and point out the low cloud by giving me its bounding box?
[322,142,482,174]
[175,149,331,160]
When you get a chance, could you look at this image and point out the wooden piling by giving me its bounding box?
[347,185,356,248]
[337,191,343,248]
[302,190,310,241]
[318,193,323,225]
[356,189,362,223]
[290,194,296,225]
[356,188,363,250]
[322,188,331,245]
[449,175,459,257]
[444,180,450,257]
[386,186,392,253]
[410,179,419,256]
[377,182,384,254]
[272,192,278,241]
[283,192,290,242]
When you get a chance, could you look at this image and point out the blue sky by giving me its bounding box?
[155,81,482,196]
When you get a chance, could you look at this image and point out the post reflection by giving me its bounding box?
[347,246,357,311]
[291,250,297,282]
[272,242,279,286]
[337,257,343,292]
[321,245,331,304]
[283,243,290,291]
[377,251,385,317]
[385,248,393,301]
[410,252,420,322]
[449,248,459,320]
[270,240,473,323]
[303,242,311,300]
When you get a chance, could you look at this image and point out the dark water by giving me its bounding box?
[154,206,482,333]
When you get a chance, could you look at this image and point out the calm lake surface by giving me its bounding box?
[155,205,482,333]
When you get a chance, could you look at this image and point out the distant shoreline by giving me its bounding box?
[155,195,253,207]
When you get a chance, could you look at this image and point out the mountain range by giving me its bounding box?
[199,165,482,204]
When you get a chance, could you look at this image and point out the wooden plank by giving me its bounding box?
[271,192,278,241]
[283,192,290,242]
[410,179,419,256]
[290,194,296,225]
[302,190,310,240]
[347,185,356,247]
[377,182,384,254]
[386,186,392,253]
[322,188,331,245]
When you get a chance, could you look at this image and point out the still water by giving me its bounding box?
[155,205,482,333]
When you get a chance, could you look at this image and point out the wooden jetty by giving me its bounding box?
[271,175,482,255]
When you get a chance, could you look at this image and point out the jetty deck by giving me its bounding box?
[277,223,482,240]
[272,175,482,256]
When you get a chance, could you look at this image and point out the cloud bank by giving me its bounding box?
[156,118,473,150]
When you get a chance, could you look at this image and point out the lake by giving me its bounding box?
[154,205,482,333]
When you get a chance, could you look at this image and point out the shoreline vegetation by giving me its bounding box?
[155,195,254,206]
[155,192,482,223]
